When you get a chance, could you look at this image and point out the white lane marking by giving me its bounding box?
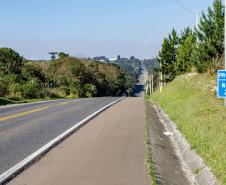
[0,98,125,184]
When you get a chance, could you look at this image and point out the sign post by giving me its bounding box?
[224,7,226,106]
[224,8,226,106]
[217,70,226,105]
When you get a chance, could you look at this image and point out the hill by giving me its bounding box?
[143,58,158,74]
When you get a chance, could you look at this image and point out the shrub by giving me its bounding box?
[69,87,79,98]
[83,83,97,97]
[21,82,41,99]
[59,86,70,97]
[9,83,22,95]
[0,78,8,96]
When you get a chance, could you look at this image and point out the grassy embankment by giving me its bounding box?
[148,73,226,184]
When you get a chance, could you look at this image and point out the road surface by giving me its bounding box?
[0,97,120,176]
[9,97,149,185]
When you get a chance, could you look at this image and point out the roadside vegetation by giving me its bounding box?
[146,0,225,184]
[0,97,16,105]
[157,0,224,82]
[149,73,226,184]
[0,49,136,105]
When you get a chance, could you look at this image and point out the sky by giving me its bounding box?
[0,0,214,60]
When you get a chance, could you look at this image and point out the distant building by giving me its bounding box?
[93,56,109,62]
[109,58,117,63]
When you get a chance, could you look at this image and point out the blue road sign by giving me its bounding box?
[217,70,226,98]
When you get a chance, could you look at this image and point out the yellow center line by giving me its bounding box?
[58,102,69,106]
[0,102,69,122]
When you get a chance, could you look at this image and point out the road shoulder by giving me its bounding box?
[9,98,149,185]
[145,102,190,185]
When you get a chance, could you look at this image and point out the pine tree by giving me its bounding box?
[180,27,193,45]
[194,0,224,72]
[176,28,196,74]
[158,29,179,82]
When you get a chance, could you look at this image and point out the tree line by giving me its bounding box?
[0,49,136,100]
[157,0,224,82]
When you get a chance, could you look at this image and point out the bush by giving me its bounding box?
[0,49,136,99]
[59,86,70,97]
[0,78,8,96]
[21,82,41,99]
[21,62,46,83]
[9,83,22,95]
[69,86,79,98]
[83,83,97,97]
[45,88,61,98]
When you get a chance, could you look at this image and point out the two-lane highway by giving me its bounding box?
[9,97,149,185]
[0,97,120,176]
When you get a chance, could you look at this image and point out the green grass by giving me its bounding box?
[145,102,157,185]
[148,73,226,184]
[0,97,16,105]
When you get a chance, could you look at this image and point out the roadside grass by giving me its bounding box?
[145,101,157,185]
[148,73,226,184]
[0,97,16,105]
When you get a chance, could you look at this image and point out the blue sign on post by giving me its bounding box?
[217,70,226,98]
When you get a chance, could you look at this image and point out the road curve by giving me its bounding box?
[0,97,120,175]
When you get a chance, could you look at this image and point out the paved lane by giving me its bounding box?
[9,97,149,185]
[0,97,120,175]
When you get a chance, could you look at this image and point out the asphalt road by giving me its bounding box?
[9,97,149,185]
[0,97,120,175]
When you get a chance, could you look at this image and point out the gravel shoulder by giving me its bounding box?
[146,102,190,185]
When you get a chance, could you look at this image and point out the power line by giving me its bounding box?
[171,0,195,16]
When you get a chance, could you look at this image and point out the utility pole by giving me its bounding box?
[146,80,151,96]
[151,74,154,93]
[160,62,163,93]
[196,13,199,30]
[151,77,152,94]
[196,13,200,45]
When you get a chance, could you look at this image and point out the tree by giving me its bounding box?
[0,48,24,75]
[83,83,97,97]
[158,29,179,82]
[21,82,41,99]
[58,52,69,59]
[180,27,193,44]
[22,62,46,83]
[175,29,196,74]
[194,0,224,72]
[0,47,136,99]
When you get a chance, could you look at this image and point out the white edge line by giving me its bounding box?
[0,97,125,184]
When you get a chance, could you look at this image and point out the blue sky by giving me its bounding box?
[0,0,214,59]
